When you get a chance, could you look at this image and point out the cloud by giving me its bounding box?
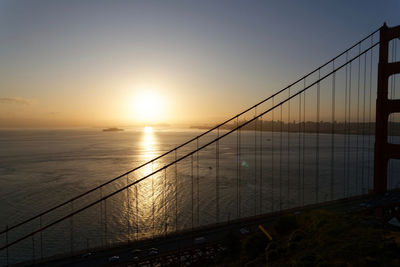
[0,97,31,105]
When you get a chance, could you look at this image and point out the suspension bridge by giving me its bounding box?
[1,23,400,266]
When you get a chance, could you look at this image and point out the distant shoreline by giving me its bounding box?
[102,127,124,132]
[191,120,400,136]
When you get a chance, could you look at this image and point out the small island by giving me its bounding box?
[102,127,124,132]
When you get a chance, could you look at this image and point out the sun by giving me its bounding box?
[132,90,163,123]
[144,126,153,133]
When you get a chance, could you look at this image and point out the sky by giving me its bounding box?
[0,0,399,128]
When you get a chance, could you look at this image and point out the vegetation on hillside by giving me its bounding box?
[208,209,400,267]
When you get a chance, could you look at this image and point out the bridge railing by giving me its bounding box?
[1,26,395,266]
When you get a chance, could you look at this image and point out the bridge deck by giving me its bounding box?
[27,191,400,267]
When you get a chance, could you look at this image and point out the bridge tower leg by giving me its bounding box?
[374,23,400,194]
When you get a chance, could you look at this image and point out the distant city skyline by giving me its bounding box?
[0,0,399,128]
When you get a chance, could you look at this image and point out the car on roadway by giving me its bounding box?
[108,255,120,263]
[131,249,143,260]
[239,227,250,235]
[148,247,159,256]
[82,252,94,258]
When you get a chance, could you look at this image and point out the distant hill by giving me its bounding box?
[191,120,400,136]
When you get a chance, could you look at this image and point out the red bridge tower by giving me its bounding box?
[374,23,400,194]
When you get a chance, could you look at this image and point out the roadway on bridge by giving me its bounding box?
[35,192,400,267]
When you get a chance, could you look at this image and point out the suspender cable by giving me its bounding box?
[254,108,257,215]
[196,138,200,226]
[393,40,397,187]
[287,88,291,208]
[316,69,321,203]
[260,114,263,214]
[135,184,138,239]
[191,154,194,230]
[70,202,73,254]
[175,149,178,231]
[39,216,43,260]
[298,91,302,205]
[239,126,242,217]
[164,168,167,235]
[347,62,352,196]
[104,198,107,247]
[99,186,103,247]
[394,40,397,186]
[152,162,155,237]
[368,36,373,190]
[302,82,306,206]
[236,117,239,218]
[126,175,130,242]
[344,52,348,197]
[362,52,367,193]
[271,97,275,211]
[280,105,283,210]
[331,60,336,200]
[216,128,220,223]
[237,117,241,218]
[392,39,398,186]
[5,225,8,266]
[356,44,361,193]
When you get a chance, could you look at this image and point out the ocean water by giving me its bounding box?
[0,128,202,224]
[0,128,399,264]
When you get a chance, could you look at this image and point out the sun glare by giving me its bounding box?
[144,126,153,133]
[132,90,163,123]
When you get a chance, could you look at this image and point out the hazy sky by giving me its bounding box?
[0,0,399,128]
